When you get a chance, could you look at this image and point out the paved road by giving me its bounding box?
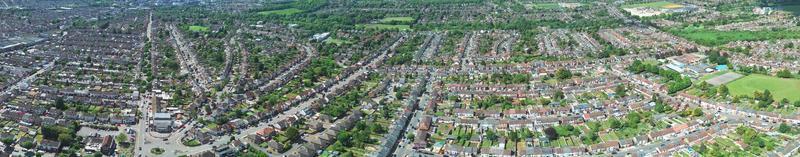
[1,58,55,95]
[168,24,212,94]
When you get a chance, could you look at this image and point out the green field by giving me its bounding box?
[323,38,353,45]
[668,26,800,46]
[188,25,209,32]
[357,24,412,31]
[532,3,561,9]
[622,1,684,9]
[257,8,303,15]
[727,74,800,101]
[379,17,415,23]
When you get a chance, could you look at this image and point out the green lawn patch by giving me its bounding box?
[727,74,800,101]
[357,24,411,31]
[258,8,303,15]
[667,26,800,46]
[188,25,209,32]
[183,139,201,147]
[532,3,561,9]
[379,17,415,24]
[622,1,684,9]
[323,38,353,45]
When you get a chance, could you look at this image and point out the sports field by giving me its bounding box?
[257,8,303,15]
[532,3,561,9]
[379,17,415,24]
[668,26,800,46]
[706,72,742,86]
[357,24,412,31]
[727,74,800,101]
[622,1,683,9]
[188,25,209,32]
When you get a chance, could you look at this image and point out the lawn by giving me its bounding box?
[622,1,683,9]
[668,26,800,46]
[188,25,209,32]
[379,17,415,24]
[357,24,412,31]
[532,3,561,9]
[323,38,353,45]
[727,74,800,101]
[257,8,303,15]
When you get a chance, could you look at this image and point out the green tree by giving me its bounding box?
[614,85,627,98]
[607,118,623,130]
[555,68,573,80]
[543,127,558,140]
[718,84,729,97]
[20,141,34,149]
[553,90,565,100]
[778,123,792,133]
[777,69,793,78]
[116,133,128,144]
[692,108,704,117]
[0,138,14,145]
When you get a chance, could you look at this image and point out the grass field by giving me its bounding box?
[532,3,561,9]
[727,74,800,101]
[622,1,683,9]
[323,38,353,45]
[188,25,209,32]
[257,8,303,15]
[379,17,415,23]
[357,24,412,31]
[668,26,800,46]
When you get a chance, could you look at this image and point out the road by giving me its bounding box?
[1,58,56,96]
[167,24,212,95]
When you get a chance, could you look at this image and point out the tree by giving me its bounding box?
[54,97,67,110]
[337,132,352,147]
[718,84,729,97]
[20,141,34,149]
[544,127,559,140]
[626,112,641,125]
[485,130,498,141]
[0,138,14,145]
[553,90,565,100]
[284,127,299,141]
[777,69,793,78]
[116,133,128,144]
[615,85,627,98]
[607,118,623,130]
[692,108,704,117]
[555,68,573,80]
[778,123,792,133]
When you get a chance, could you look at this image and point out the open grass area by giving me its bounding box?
[622,1,683,9]
[727,74,800,101]
[668,26,800,46]
[257,8,303,15]
[188,25,209,32]
[532,3,561,9]
[357,24,412,31]
[323,38,353,45]
[379,17,415,24]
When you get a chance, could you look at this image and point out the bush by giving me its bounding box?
[183,139,202,147]
[151,148,165,154]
